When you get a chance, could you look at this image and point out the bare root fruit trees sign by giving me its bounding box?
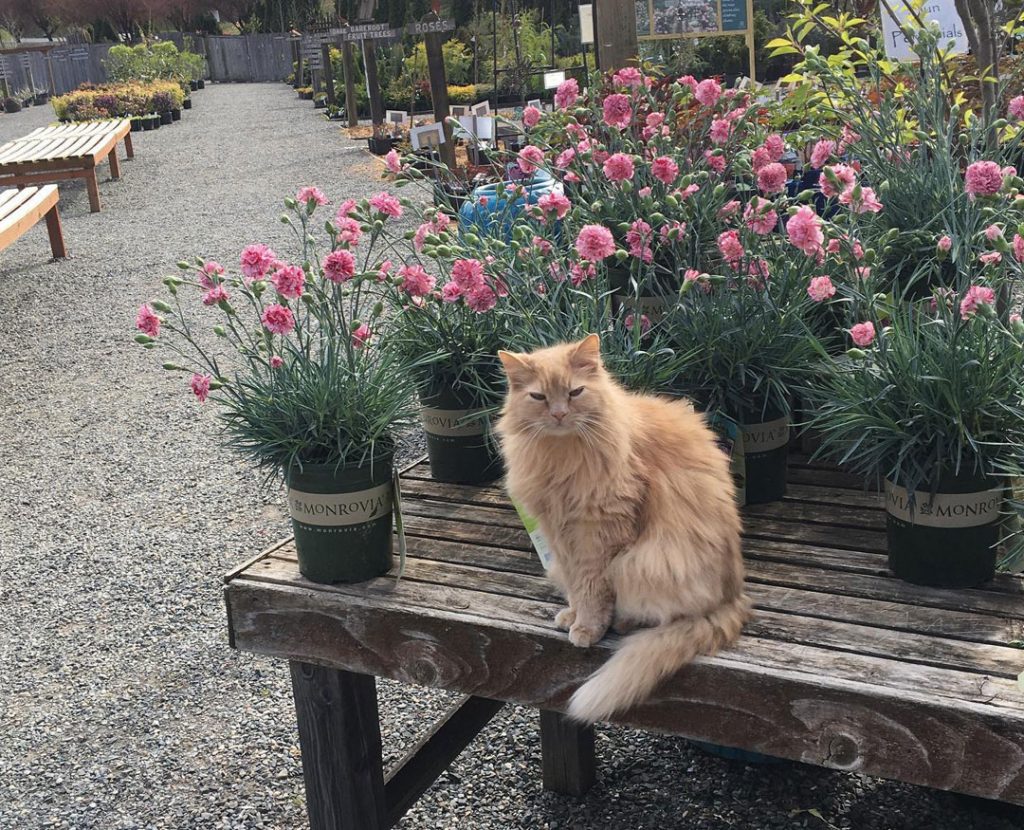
[634,0,756,79]
[880,0,968,61]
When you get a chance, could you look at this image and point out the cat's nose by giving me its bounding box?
[550,406,568,422]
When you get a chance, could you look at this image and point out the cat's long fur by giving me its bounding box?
[496,335,750,723]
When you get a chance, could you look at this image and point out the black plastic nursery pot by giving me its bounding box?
[367,136,393,155]
[197,79,205,89]
[141,115,156,130]
[183,98,192,110]
[130,119,143,132]
[189,80,198,91]
[420,385,503,485]
[884,472,1002,588]
[171,108,181,121]
[159,111,172,125]
[286,452,395,584]
[736,407,790,505]
[607,264,675,322]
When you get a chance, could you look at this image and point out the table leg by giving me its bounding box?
[540,709,596,796]
[289,662,387,830]
[44,204,67,259]
[108,148,121,180]
[124,133,135,159]
[85,171,101,212]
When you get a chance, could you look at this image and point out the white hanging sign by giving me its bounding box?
[880,0,968,61]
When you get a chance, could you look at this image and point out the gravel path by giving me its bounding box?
[1,83,1021,830]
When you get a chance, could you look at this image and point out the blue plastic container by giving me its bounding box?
[458,168,557,238]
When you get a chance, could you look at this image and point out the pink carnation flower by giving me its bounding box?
[709,118,732,144]
[820,164,857,200]
[240,243,277,283]
[603,152,635,182]
[937,235,953,253]
[261,304,295,335]
[384,149,402,174]
[717,229,745,265]
[537,191,571,219]
[465,284,497,313]
[625,313,652,334]
[270,355,284,369]
[625,219,653,262]
[677,75,698,92]
[638,186,652,198]
[807,275,836,302]
[751,147,771,172]
[554,78,579,109]
[369,192,403,218]
[1010,96,1024,121]
[757,162,787,194]
[965,161,1003,198]
[1013,234,1024,261]
[985,224,1003,241]
[522,105,542,128]
[271,264,305,299]
[718,200,740,218]
[399,264,436,297]
[575,224,616,261]
[190,373,211,403]
[704,151,726,173]
[651,156,679,185]
[960,284,996,319]
[602,93,633,129]
[786,206,824,256]
[135,304,160,337]
[352,323,371,348]
[810,139,837,169]
[441,282,463,303]
[646,112,665,129]
[763,134,784,161]
[532,236,553,255]
[570,262,596,286]
[517,144,545,175]
[979,251,1002,266]
[841,186,884,214]
[336,198,358,220]
[324,249,356,283]
[199,260,224,289]
[744,197,778,235]
[613,66,645,88]
[296,186,328,206]
[202,284,229,306]
[695,78,722,107]
[849,321,875,347]
[555,148,576,169]
[451,259,485,291]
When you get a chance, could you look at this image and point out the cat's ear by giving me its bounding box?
[570,334,602,372]
[498,350,533,387]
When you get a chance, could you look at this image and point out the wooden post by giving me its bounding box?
[539,710,596,796]
[746,0,756,82]
[289,662,387,830]
[321,43,336,106]
[291,39,301,87]
[423,13,456,171]
[342,41,358,127]
[594,0,638,72]
[361,38,385,136]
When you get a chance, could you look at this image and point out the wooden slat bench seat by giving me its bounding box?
[223,456,1024,829]
[0,185,66,259]
[0,118,133,213]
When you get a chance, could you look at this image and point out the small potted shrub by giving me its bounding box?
[153,91,174,125]
[134,189,417,583]
[313,92,327,109]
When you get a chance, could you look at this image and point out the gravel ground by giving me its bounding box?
[1,83,1022,830]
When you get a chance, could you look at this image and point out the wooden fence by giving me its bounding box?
[0,33,295,96]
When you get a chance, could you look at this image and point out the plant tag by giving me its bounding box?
[392,469,406,581]
[512,499,554,570]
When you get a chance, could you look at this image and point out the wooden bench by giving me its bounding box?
[0,185,66,259]
[223,456,1024,829]
[0,119,133,213]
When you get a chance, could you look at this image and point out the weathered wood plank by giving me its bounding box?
[289,663,386,830]
[540,710,595,796]
[230,582,1024,804]
[384,695,504,827]
[233,563,1024,711]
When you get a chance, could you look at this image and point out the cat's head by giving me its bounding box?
[497,334,611,437]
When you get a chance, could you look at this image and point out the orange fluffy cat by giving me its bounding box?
[496,334,750,723]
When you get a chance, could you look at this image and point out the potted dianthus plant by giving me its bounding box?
[134,187,417,583]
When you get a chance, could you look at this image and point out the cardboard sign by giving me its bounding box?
[385,109,409,125]
[526,98,542,110]
[579,4,595,44]
[470,100,491,116]
[457,115,494,141]
[450,104,469,117]
[411,122,445,150]
[880,0,967,60]
[543,70,566,89]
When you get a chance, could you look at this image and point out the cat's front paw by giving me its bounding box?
[554,607,577,630]
[568,621,605,648]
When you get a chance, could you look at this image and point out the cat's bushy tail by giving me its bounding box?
[566,594,751,723]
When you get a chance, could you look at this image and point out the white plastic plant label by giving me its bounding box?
[512,499,554,570]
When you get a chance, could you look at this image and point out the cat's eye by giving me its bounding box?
[569,386,585,397]
[529,392,546,401]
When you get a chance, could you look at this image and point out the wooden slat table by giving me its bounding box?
[224,456,1024,829]
[0,119,133,213]
[0,184,66,259]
